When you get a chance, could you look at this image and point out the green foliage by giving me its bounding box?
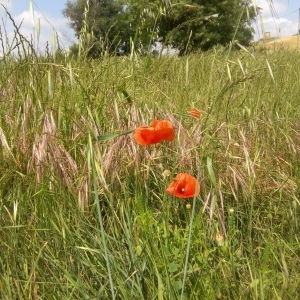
[63,0,257,57]
[63,0,126,56]
[159,0,257,54]
[63,0,163,56]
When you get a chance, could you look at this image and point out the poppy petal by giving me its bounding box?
[134,127,161,145]
[152,120,175,141]
[158,127,175,141]
[134,120,175,145]
[152,120,173,130]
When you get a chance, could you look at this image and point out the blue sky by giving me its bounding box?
[0,0,299,55]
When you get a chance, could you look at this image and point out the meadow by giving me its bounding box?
[0,45,299,299]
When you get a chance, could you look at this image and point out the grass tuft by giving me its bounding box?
[0,30,299,298]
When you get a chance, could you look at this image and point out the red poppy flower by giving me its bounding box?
[188,108,201,119]
[134,120,175,146]
[165,173,200,198]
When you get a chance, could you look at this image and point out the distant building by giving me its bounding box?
[264,32,271,39]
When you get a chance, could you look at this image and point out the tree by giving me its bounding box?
[159,0,257,55]
[63,0,257,57]
[63,0,126,56]
[118,0,163,54]
[63,0,162,56]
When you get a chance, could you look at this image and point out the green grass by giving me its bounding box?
[0,47,299,299]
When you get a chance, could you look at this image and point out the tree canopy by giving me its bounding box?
[63,0,257,56]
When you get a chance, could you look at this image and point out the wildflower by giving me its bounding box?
[165,173,200,198]
[162,169,171,179]
[215,232,225,246]
[134,120,175,146]
[188,108,201,119]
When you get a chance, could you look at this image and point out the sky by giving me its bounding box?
[0,0,299,55]
[0,0,76,55]
[254,0,299,39]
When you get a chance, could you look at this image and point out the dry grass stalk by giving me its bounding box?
[102,134,141,180]
[19,96,32,155]
[28,111,88,207]
[29,114,51,183]
[78,175,89,210]
[100,103,150,181]
[166,112,202,172]
[242,140,257,173]
[0,126,16,162]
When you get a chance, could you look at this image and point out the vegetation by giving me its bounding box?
[0,41,299,298]
[63,0,257,56]
[159,0,256,55]
[0,3,299,298]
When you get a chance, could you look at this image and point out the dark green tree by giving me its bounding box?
[159,0,257,54]
[63,0,257,57]
[63,0,126,56]
[63,0,163,56]
[118,0,163,54]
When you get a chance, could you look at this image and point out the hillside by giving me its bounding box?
[256,34,300,50]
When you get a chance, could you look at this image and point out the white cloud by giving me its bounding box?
[13,9,75,51]
[1,7,75,56]
[253,0,298,39]
[255,0,288,17]
[259,16,297,37]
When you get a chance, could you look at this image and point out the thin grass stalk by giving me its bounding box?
[1,4,37,59]
[24,241,48,294]
[180,190,198,299]
[0,25,6,61]
[88,134,115,300]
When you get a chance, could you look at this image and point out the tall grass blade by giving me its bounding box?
[87,134,115,300]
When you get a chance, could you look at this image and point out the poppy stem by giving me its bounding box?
[180,193,197,299]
